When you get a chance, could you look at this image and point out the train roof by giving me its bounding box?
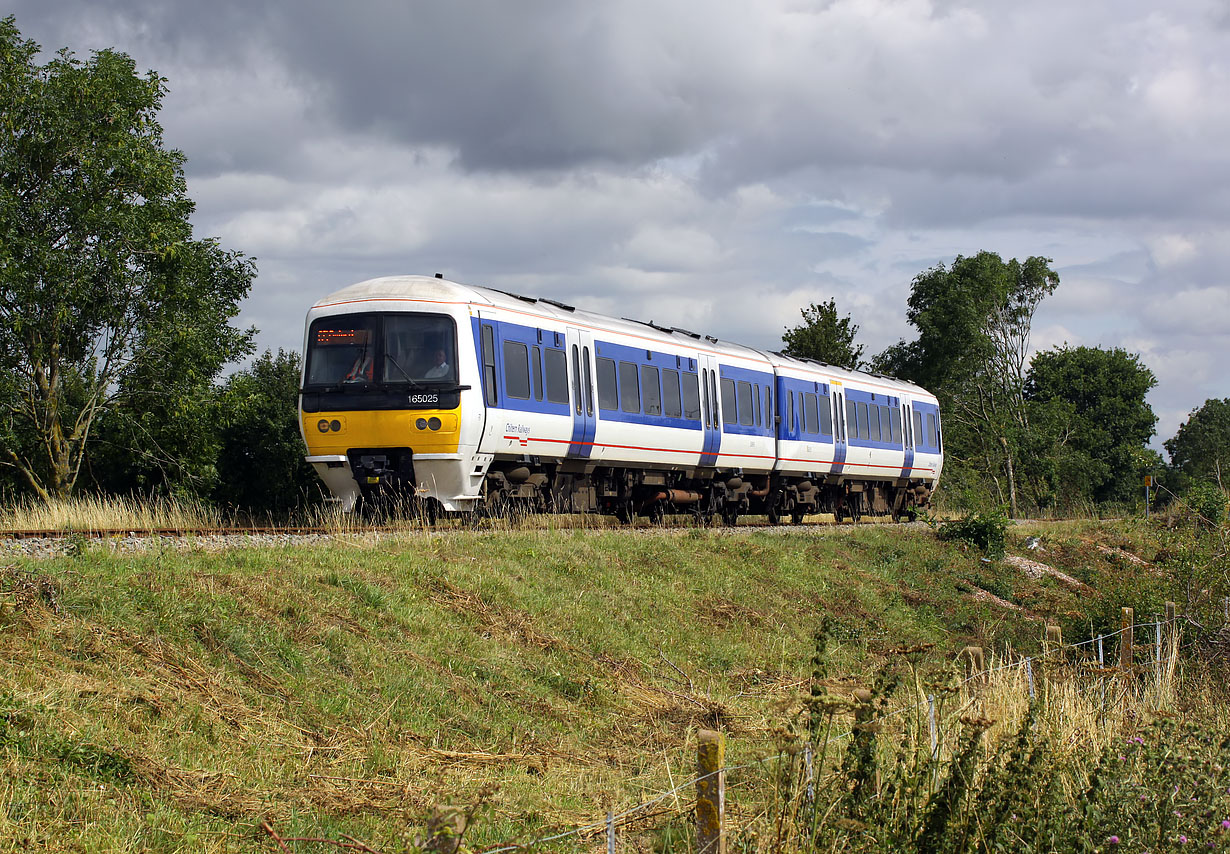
[310,275,935,399]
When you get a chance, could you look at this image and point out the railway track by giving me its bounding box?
[0,514,910,541]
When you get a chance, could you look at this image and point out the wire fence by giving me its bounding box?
[475,611,1191,853]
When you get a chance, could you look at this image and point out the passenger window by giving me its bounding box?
[532,346,543,401]
[788,390,795,433]
[544,348,569,404]
[682,372,701,420]
[709,372,719,426]
[642,365,662,416]
[571,345,582,414]
[869,403,881,441]
[819,394,833,436]
[803,393,819,434]
[927,412,938,448]
[663,369,682,418]
[765,386,772,428]
[856,401,869,439]
[619,361,640,413]
[481,324,498,406]
[720,378,737,424]
[889,407,903,444]
[846,398,857,440]
[754,384,762,427]
[503,340,530,400]
[737,381,754,426]
[597,357,618,411]
[913,410,924,448]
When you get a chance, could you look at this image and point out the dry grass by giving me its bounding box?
[0,494,227,532]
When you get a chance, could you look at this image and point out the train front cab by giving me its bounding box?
[299,303,485,513]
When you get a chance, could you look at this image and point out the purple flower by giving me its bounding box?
[1221,820,1230,830]
[1107,836,1120,845]
[1179,836,1188,844]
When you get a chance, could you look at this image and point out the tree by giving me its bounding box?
[875,252,1059,516]
[0,18,255,500]
[1165,399,1230,490]
[781,299,865,369]
[213,350,322,515]
[1024,346,1157,505]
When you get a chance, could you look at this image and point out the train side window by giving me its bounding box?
[819,394,833,436]
[881,407,893,442]
[619,361,640,413]
[481,324,498,406]
[803,392,819,434]
[868,403,881,441]
[709,371,719,426]
[582,347,594,416]
[663,369,682,418]
[532,346,543,401]
[846,398,857,441]
[682,372,701,421]
[642,365,662,416]
[788,390,795,433]
[889,407,903,444]
[503,340,530,400]
[913,410,924,448]
[544,348,569,404]
[856,401,869,439]
[927,412,938,448]
[737,381,754,426]
[597,357,618,411]
[720,378,737,425]
[571,345,583,414]
[765,386,772,428]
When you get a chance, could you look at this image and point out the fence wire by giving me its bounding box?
[479,615,1185,852]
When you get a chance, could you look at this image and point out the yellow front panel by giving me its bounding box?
[303,407,461,455]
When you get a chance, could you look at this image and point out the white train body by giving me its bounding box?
[300,276,942,522]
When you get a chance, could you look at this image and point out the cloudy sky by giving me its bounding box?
[9,0,1229,450]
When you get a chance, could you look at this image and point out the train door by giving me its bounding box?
[565,327,596,457]
[475,311,502,451]
[698,354,721,467]
[831,384,847,476]
[900,400,915,479]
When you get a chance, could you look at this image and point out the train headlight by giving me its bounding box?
[416,418,428,430]
[428,417,442,431]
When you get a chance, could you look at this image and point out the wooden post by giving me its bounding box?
[959,645,986,684]
[1119,607,1134,671]
[1165,601,1176,625]
[696,729,726,854]
[1045,624,1063,654]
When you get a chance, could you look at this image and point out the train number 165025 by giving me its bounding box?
[409,393,439,405]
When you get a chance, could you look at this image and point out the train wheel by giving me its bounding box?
[790,507,807,525]
[833,505,845,524]
[766,503,781,525]
[721,506,739,526]
[615,502,634,525]
[648,502,666,525]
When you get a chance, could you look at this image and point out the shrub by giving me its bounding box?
[1185,482,1228,529]
[937,509,1010,559]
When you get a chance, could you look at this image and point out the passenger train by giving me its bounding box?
[299,275,943,523]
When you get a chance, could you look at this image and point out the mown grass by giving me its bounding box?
[0,518,1213,851]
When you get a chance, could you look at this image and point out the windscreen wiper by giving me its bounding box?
[384,355,424,390]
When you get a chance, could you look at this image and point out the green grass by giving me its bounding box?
[0,519,1210,851]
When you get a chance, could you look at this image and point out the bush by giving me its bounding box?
[936,509,1010,559]
[1185,482,1228,529]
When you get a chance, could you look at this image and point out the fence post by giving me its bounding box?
[1119,607,1134,671]
[960,646,986,685]
[696,729,726,854]
[608,809,616,854]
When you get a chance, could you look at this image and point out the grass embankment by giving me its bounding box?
[0,519,1220,851]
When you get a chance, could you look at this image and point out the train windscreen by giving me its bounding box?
[305,313,457,387]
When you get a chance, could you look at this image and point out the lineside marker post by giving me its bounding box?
[696,729,726,854]
[1119,608,1134,672]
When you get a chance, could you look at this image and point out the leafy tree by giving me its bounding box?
[0,18,255,500]
[1024,346,1157,505]
[782,298,865,369]
[875,252,1059,516]
[1165,398,1230,490]
[213,350,322,515]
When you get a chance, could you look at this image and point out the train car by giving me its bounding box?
[300,274,941,522]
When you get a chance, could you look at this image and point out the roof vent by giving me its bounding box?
[434,272,443,279]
